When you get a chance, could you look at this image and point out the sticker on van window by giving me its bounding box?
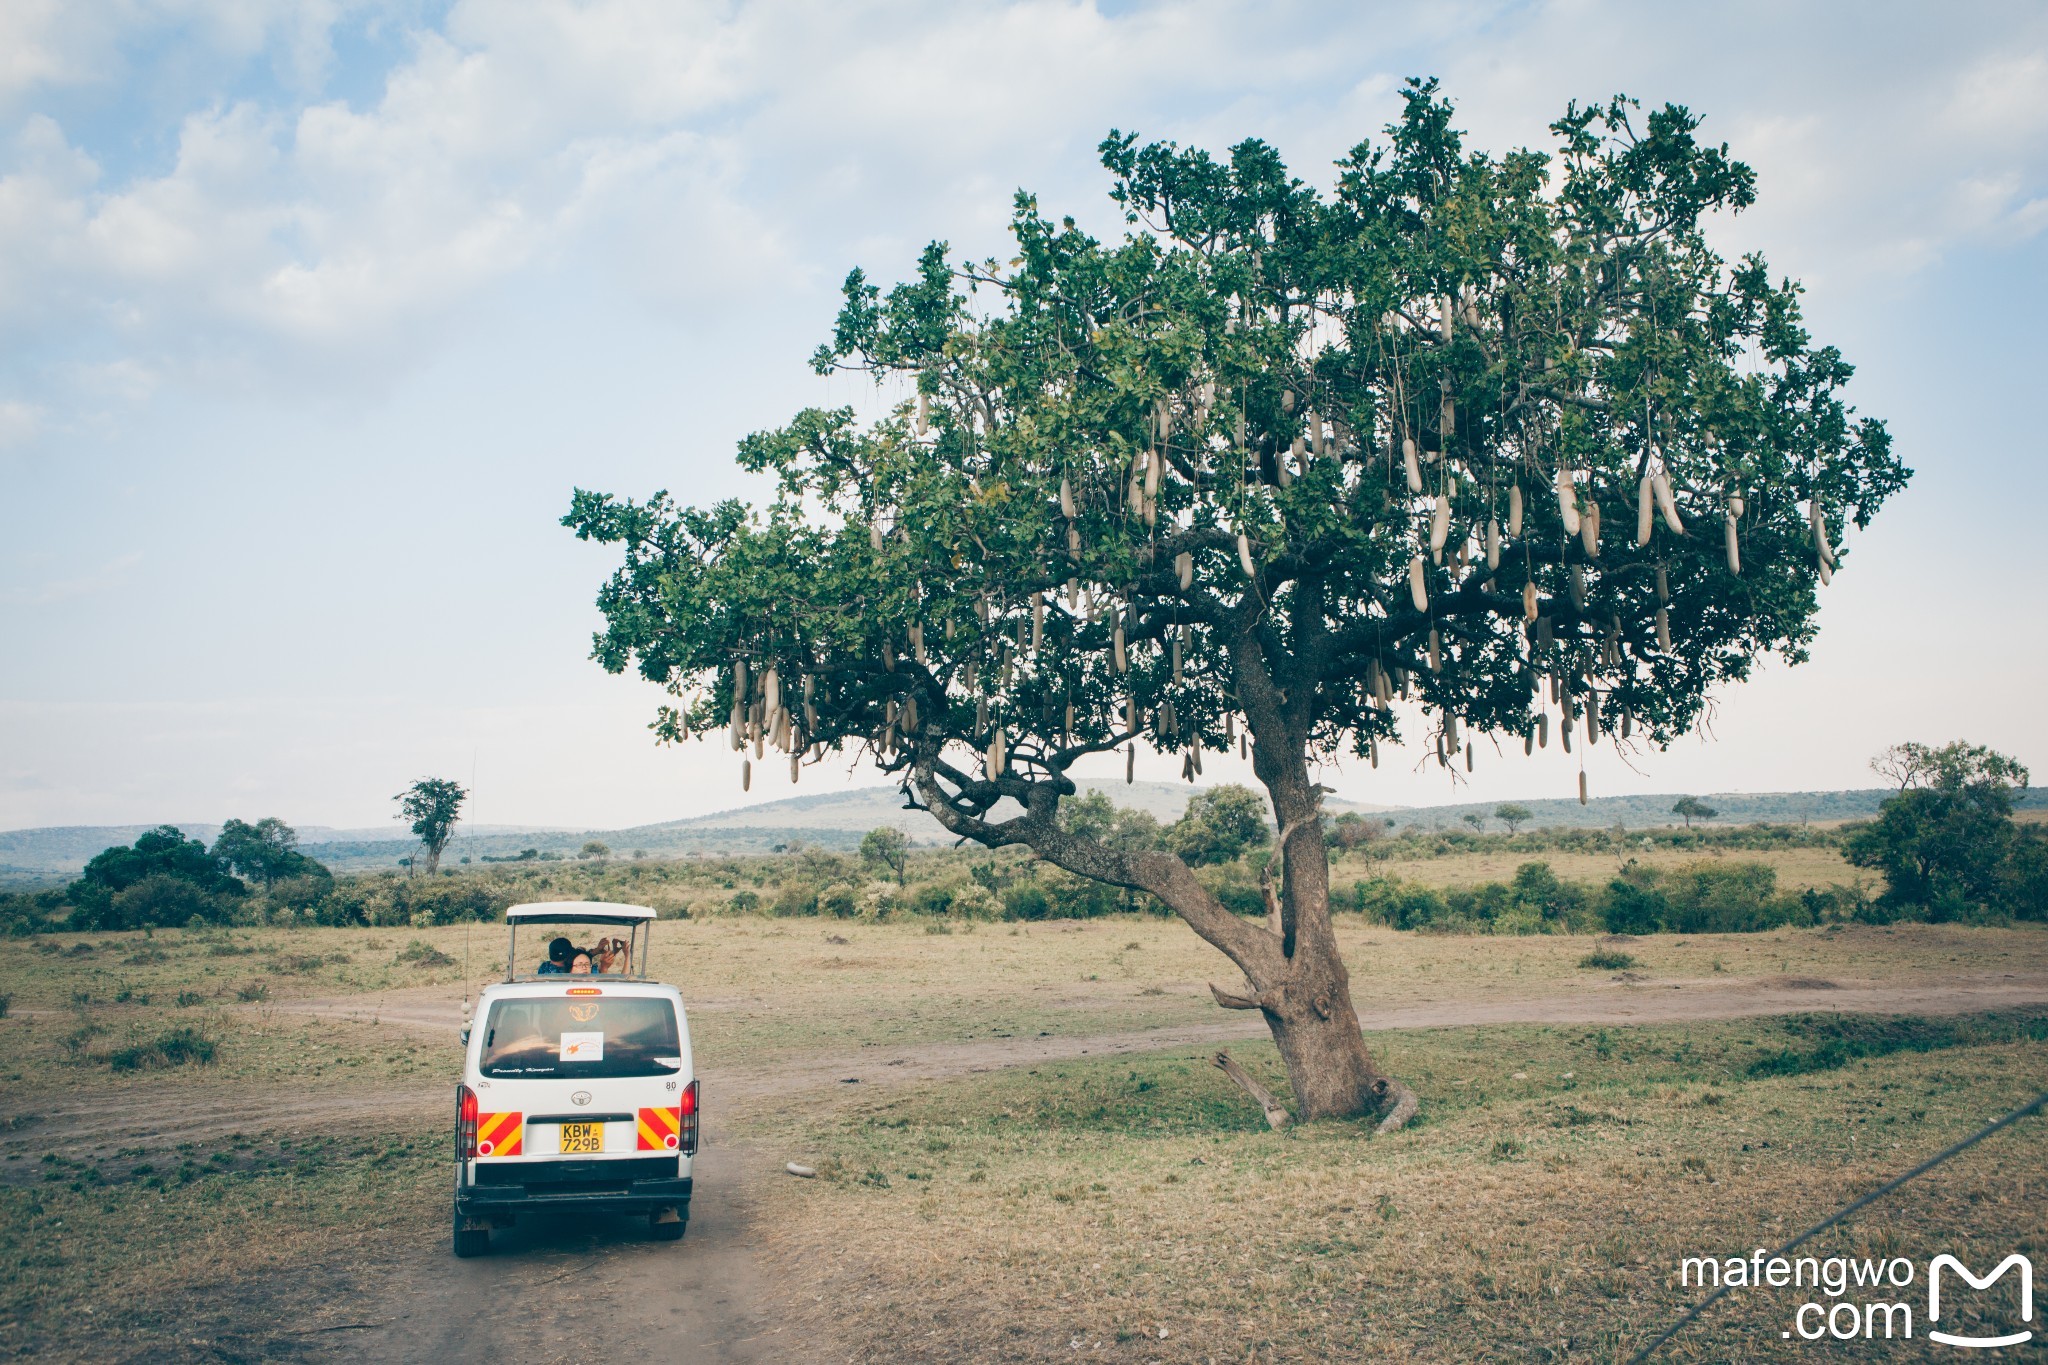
[559,1031,605,1062]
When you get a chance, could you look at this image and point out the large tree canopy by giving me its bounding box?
[566,83,1907,1120]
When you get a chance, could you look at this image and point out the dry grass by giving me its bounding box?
[1,917,2043,1360]
[753,1016,2048,1362]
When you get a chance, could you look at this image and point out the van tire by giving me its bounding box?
[649,1210,687,1242]
[453,1214,490,1258]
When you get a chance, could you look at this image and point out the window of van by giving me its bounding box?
[478,997,681,1079]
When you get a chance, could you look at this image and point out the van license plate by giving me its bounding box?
[559,1122,604,1154]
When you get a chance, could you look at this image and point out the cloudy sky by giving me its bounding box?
[2,0,2043,834]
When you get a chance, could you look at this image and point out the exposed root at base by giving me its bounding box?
[1372,1077,1420,1134]
[1211,1051,1292,1130]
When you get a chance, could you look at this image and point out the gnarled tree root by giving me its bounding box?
[1372,1077,1420,1134]
[1211,1051,1291,1130]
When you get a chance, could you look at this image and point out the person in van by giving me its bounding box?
[568,950,594,975]
[537,937,575,975]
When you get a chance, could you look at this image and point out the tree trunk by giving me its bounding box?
[1253,912,1384,1120]
[908,723,1413,1128]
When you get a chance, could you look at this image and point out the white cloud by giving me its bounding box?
[0,0,2035,395]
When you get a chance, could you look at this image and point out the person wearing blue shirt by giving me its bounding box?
[536,936,575,975]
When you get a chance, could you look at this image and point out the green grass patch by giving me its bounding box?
[104,1025,216,1071]
[1745,1010,2048,1077]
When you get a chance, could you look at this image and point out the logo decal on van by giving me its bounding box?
[559,1032,604,1062]
[571,1091,592,1106]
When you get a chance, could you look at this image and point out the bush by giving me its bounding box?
[106,1026,216,1070]
[1602,880,1669,936]
[1658,862,1805,933]
[395,939,456,968]
[1351,877,1450,930]
[265,874,336,913]
[399,880,506,926]
[80,873,235,931]
[949,885,1000,920]
[772,881,820,917]
[1197,861,1266,918]
[1001,885,1051,920]
[1579,949,1638,970]
[1845,741,2036,918]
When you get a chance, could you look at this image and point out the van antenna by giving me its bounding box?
[462,915,472,1029]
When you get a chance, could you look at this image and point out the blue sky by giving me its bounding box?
[2,0,2044,832]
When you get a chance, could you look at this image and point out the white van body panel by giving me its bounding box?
[462,979,694,1173]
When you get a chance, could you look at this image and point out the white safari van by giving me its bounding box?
[453,902,696,1257]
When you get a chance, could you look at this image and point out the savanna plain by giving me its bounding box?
[1,841,2044,1364]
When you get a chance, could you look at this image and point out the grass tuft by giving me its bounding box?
[105,1026,217,1071]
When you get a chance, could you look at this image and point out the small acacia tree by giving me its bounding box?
[1671,795,1718,829]
[395,778,467,877]
[567,84,1906,1122]
[1493,802,1532,835]
[860,826,912,885]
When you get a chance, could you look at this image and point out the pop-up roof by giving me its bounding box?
[506,901,658,925]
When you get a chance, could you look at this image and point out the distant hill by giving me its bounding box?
[4,783,2037,886]
[0,822,571,886]
[0,782,1381,883]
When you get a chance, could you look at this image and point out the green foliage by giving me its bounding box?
[1746,1012,2048,1078]
[65,828,245,930]
[1845,740,2038,920]
[1671,796,1718,828]
[1326,812,1384,850]
[394,939,456,967]
[1602,879,1667,935]
[772,881,821,917]
[1493,803,1532,835]
[1166,783,1269,866]
[104,1025,217,1071]
[1654,861,1785,932]
[1001,884,1053,920]
[859,826,911,884]
[1578,949,1637,970]
[1351,858,1832,935]
[212,818,328,887]
[565,84,1905,869]
[393,778,467,874]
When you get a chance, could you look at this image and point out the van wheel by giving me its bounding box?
[650,1209,687,1242]
[453,1213,490,1258]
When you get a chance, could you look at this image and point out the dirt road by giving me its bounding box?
[17,970,2047,1159]
[10,972,2046,1363]
[290,1139,779,1365]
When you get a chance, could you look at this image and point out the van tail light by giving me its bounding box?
[457,1084,480,1159]
[679,1080,699,1156]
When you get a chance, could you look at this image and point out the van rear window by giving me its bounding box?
[479,997,681,1079]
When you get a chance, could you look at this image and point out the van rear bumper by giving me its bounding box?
[459,1157,692,1218]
